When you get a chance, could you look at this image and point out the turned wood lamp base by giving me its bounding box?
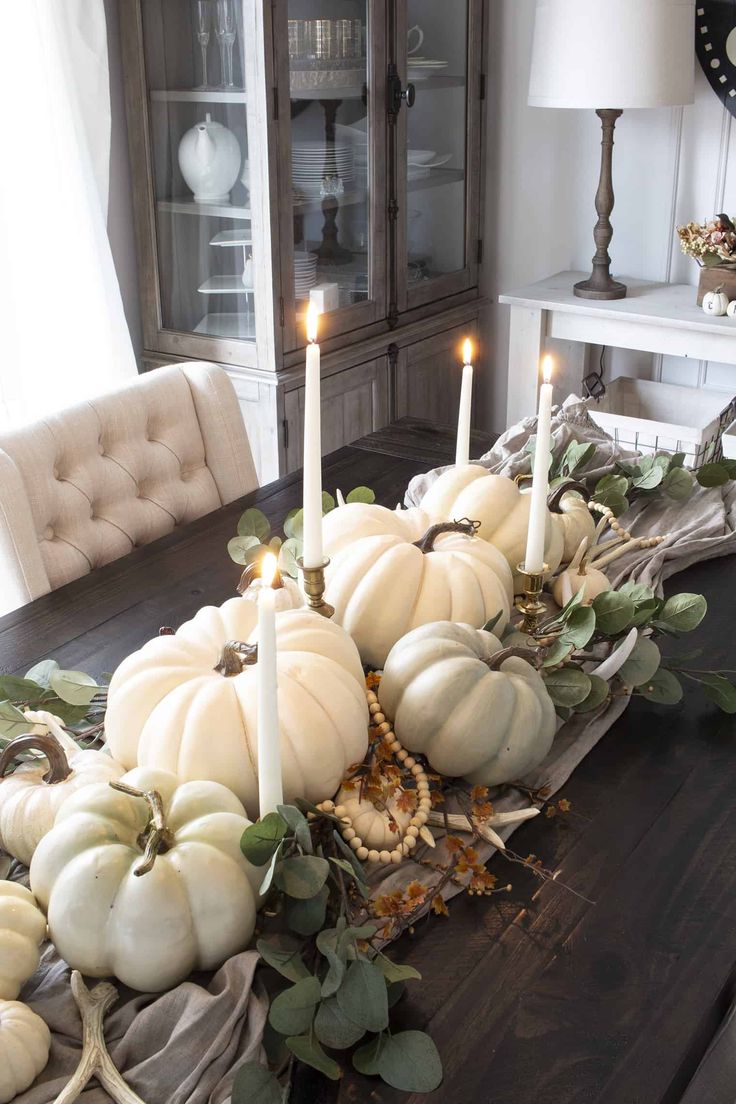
[574,108,627,302]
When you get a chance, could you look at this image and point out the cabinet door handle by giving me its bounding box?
[388,66,416,116]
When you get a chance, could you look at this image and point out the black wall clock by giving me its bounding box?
[696,1,736,116]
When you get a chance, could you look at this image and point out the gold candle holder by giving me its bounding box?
[297,557,334,619]
[515,562,549,636]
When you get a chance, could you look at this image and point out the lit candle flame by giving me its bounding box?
[542,354,553,385]
[261,551,278,588]
[306,301,320,344]
[462,338,473,366]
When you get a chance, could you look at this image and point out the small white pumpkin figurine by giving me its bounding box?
[0,711,125,867]
[726,298,736,319]
[0,883,46,1001]
[552,537,612,607]
[333,785,412,851]
[702,284,729,316]
[236,558,304,612]
[0,1001,50,1104]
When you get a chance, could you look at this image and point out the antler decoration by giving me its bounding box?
[52,972,146,1104]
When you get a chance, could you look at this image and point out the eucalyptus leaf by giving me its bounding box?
[227,534,262,565]
[240,812,287,866]
[559,605,596,649]
[316,925,346,998]
[277,803,313,853]
[374,952,422,984]
[346,486,376,504]
[693,673,736,713]
[285,885,330,936]
[0,701,32,740]
[286,1034,341,1080]
[278,538,301,579]
[329,856,368,895]
[630,597,661,628]
[387,981,406,1008]
[632,465,663,491]
[24,659,60,689]
[352,1033,387,1076]
[543,668,592,708]
[49,670,99,707]
[336,958,389,1033]
[332,830,370,884]
[283,508,304,541]
[377,1030,443,1093]
[638,666,683,705]
[321,491,336,514]
[618,581,655,603]
[618,637,661,687]
[592,489,629,516]
[669,452,686,469]
[268,535,282,552]
[594,473,629,498]
[573,674,611,713]
[314,996,366,1049]
[592,591,636,636]
[697,463,730,488]
[653,454,671,473]
[655,593,707,634]
[662,466,695,502]
[275,855,330,899]
[268,976,321,1036]
[42,700,89,727]
[541,640,574,668]
[0,676,48,704]
[238,508,271,541]
[257,935,310,983]
[231,1063,283,1104]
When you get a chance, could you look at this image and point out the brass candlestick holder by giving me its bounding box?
[515,562,549,636]
[297,557,334,619]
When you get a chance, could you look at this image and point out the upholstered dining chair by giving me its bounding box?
[0,362,258,617]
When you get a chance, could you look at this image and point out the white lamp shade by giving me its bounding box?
[528,0,695,109]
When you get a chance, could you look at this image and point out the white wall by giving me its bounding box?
[481,0,736,435]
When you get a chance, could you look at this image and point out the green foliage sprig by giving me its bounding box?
[233,803,442,1100]
[0,660,108,750]
[227,487,376,578]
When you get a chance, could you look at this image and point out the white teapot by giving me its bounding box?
[178,113,241,204]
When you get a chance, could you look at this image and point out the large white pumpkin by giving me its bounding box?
[0,883,46,1001]
[322,502,513,668]
[30,767,261,993]
[0,711,124,866]
[547,482,596,562]
[0,1001,50,1104]
[378,622,557,786]
[419,464,564,579]
[105,604,368,816]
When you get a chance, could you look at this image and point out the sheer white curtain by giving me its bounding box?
[0,0,136,429]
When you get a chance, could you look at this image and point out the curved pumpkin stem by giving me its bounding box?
[547,479,590,513]
[484,646,539,671]
[237,558,284,595]
[214,640,259,677]
[109,781,174,876]
[413,518,480,553]
[0,732,74,785]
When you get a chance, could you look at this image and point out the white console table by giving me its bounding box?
[499,271,736,426]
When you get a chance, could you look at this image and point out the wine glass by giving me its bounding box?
[194,1,211,90]
[215,0,237,90]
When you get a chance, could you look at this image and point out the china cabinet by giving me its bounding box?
[120,0,488,481]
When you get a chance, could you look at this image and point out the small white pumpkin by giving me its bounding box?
[0,712,125,867]
[419,464,564,581]
[552,563,611,606]
[379,622,557,786]
[322,502,513,668]
[334,785,412,850]
[0,1001,50,1104]
[30,767,262,993]
[236,560,304,612]
[0,884,46,1001]
[105,605,368,816]
[702,285,729,316]
[727,299,736,319]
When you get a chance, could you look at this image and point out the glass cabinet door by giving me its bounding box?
[393,0,482,312]
[276,0,388,350]
[139,0,264,364]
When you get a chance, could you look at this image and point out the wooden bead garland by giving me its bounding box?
[314,688,432,866]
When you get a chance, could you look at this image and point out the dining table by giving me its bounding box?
[2,417,735,1104]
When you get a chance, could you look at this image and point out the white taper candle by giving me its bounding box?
[303,302,323,569]
[524,356,554,574]
[257,553,283,817]
[455,338,474,466]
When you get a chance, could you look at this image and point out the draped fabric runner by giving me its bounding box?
[11,396,735,1102]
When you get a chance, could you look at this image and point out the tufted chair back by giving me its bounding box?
[0,362,257,616]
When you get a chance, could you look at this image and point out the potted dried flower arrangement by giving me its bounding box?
[677,212,736,305]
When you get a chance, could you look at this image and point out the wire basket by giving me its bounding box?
[588,378,736,468]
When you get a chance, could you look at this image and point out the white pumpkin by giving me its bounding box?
[419,464,564,581]
[30,767,261,993]
[378,622,557,786]
[727,299,736,319]
[0,712,124,867]
[322,502,513,668]
[702,285,729,316]
[105,604,368,816]
[0,884,46,1001]
[237,560,304,612]
[552,563,611,606]
[334,785,412,850]
[0,1001,50,1104]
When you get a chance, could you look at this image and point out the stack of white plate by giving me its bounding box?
[294,250,318,298]
[292,141,355,196]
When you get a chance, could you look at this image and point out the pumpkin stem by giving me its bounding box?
[484,646,539,671]
[547,480,590,513]
[109,781,175,876]
[413,518,480,552]
[214,640,259,676]
[0,732,74,785]
[237,559,284,596]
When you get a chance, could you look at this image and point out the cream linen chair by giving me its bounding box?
[0,362,257,617]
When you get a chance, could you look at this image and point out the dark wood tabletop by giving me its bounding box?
[2,418,735,1104]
